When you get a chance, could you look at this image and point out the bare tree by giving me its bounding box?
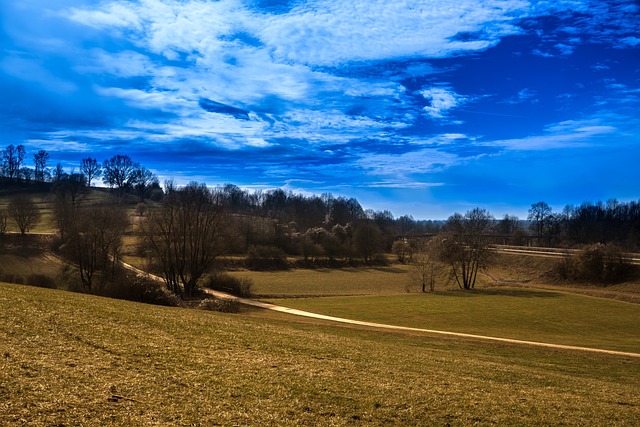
[52,163,68,182]
[52,174,88,241]
[392,239,412,263]
[33,150,49,182]
[102,154,139,195]
[411,239,439,292]
[62,204,129,290]
[0,209,8,234]
[528,201,552,245]
[143,182,227,296]
[437,208,494,290]
[7,195,41,234]
[2,144,26,180]
[352,221,384,263]
[81,157,102,187]
[130,166,159,201]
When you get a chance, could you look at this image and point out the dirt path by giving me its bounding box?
[202,289,640,359]
[119,262,640,359]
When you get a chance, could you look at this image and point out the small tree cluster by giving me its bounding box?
[553,244,633,284]
[2,145,161,202]
[1,144,26,179]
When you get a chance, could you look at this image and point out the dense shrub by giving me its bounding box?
[205,272,253,298]
[372,253,391,265]
[553,244,634,284]
[0,273,25,285]
[245,245,289,270]
[198,297,240,313]
[99,272,180,306]
[26,274,57,289]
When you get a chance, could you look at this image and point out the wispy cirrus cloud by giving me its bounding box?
[479,118,618,151]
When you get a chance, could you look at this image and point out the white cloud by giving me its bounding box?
[367,181,444,189]
[357,148,463,176]
[420,87,469,118]
[620,36,640,47]
[67,2,142,31]
[58,0,638,155]
[86,50,155,77]
[504,88,538,104]
[25,139,91,153]
[259,0,527,65]
[481,119,617,151]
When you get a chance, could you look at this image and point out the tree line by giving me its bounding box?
[2,143,639,298]
[1,144,162,201]
[526,200,640,250]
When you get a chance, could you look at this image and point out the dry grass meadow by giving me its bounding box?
[2,282,639,426]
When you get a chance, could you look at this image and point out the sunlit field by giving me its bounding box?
[266,288,640,353]
[2,283,639,426]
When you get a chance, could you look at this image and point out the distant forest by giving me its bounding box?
[2,143,640,255]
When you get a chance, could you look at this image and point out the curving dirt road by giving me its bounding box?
[120,262,640,359]
[202,288,640,359]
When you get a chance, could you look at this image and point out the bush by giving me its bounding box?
[552,244,634,284]
[89,268,180,306]
[26,274,57,289]
[245,245,289,270]
[372,253,391,266]
[136,202,147,216]
[0,273,25,285]
[205,272,253,298]
[198,297,240,313]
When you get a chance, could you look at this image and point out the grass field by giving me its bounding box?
[266,288,640,354]
[1,283,639,426]
[230,265,426,296]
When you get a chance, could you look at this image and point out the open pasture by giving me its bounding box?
[1,283,639,426]
[228,264,475,297]
[266,288,640,354]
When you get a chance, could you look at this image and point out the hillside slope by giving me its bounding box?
[1,283,639,426]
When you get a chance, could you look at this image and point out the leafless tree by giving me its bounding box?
[143,182,227,296]
[411,239,439,292]
[81,157,102,187]
[392,239,412,262]
[52,174,88,241]
[528,201,552,245]
[7,195,41,234]
[62,204,129,290]
[0,209,8,234]
[130,166,159,201]
[2,144,26,179]
[352,221,384,263]
[102,154,139,195]
[437,208,494,290]
[33,150,49,182]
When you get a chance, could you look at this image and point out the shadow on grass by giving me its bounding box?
[433,287,562,299]
[321,266,407,274]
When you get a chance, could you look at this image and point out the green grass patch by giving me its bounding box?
[230,265,419,296]
[1,283,639,426]
[267,288,640,354]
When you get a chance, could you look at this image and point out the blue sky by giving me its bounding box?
[1,0,638,219]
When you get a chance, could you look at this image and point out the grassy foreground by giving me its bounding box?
[1,283,639,426]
